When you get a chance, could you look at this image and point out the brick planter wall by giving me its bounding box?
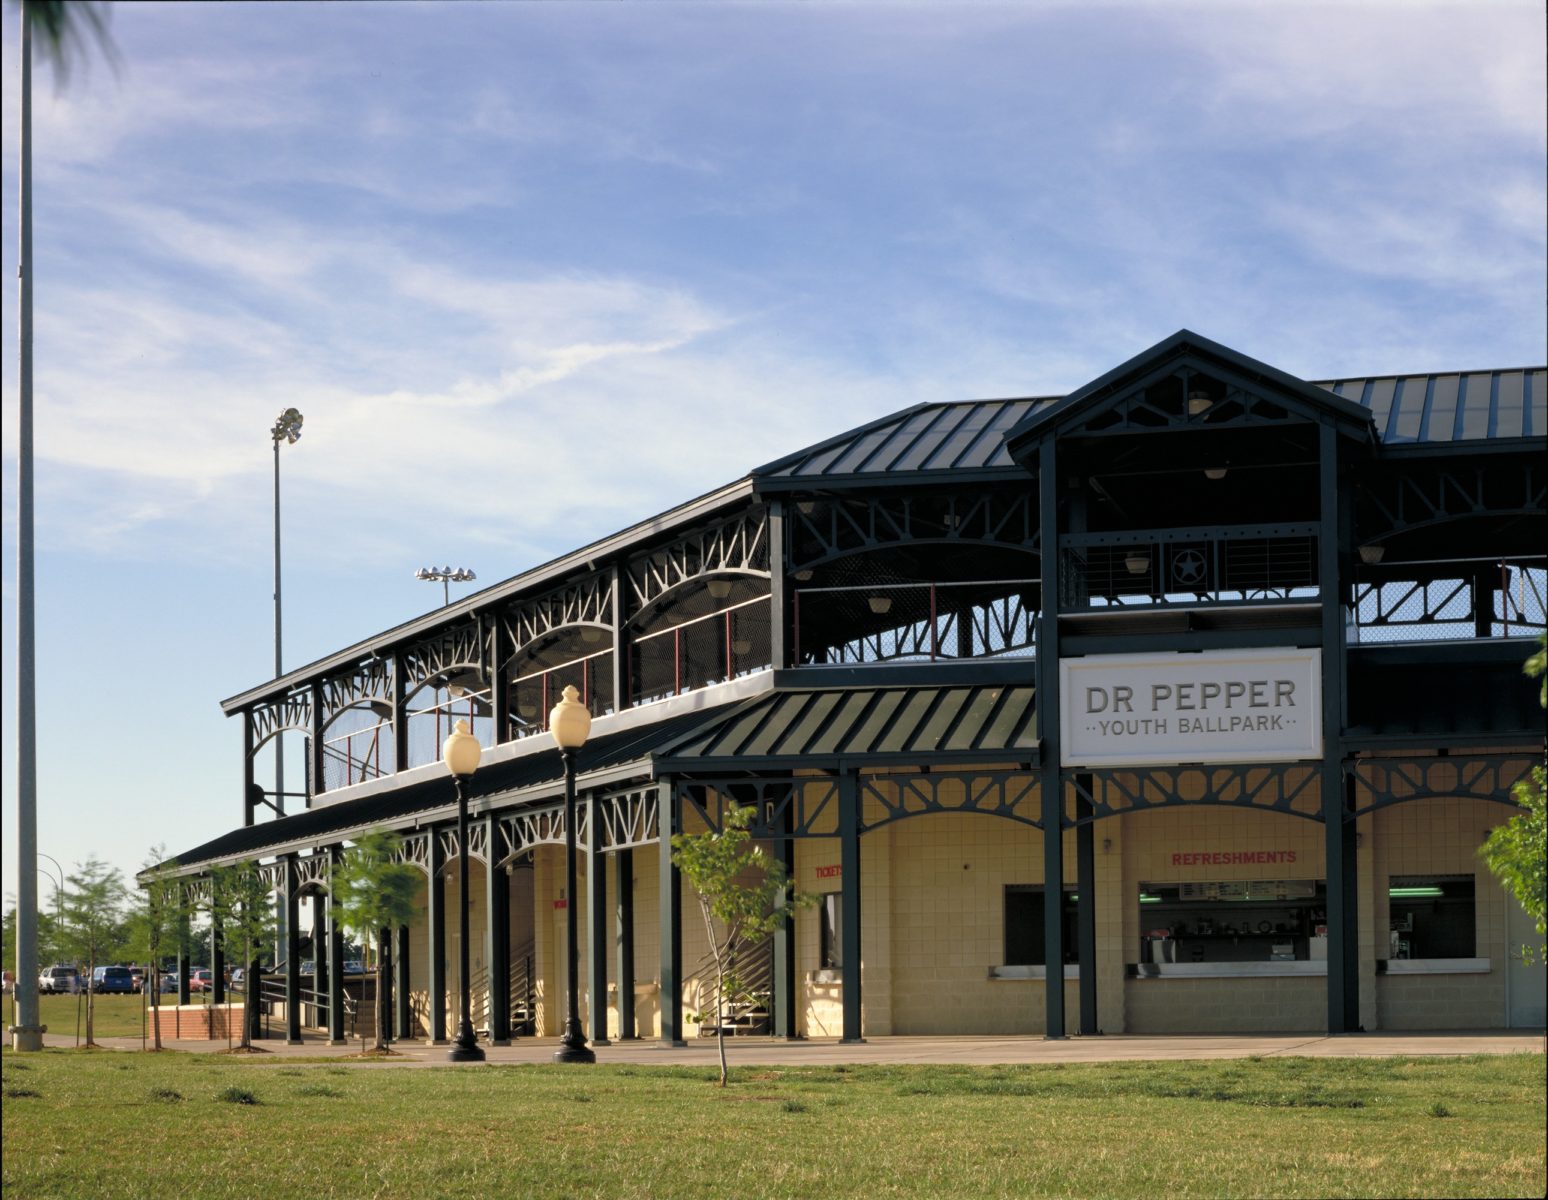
[148,1003,246,1040]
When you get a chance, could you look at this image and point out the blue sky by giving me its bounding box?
[3,1,1545,901]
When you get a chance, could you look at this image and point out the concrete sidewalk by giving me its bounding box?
[41,1028,1545,1066]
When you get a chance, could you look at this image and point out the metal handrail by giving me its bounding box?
[684,938,774,1037]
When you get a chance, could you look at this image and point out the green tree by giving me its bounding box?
[1480,633,1547,963]
[13,0,118,84]
[672,804,809,1086]
[58,857,126,1047]
[332,831,422,1052]
[208,861,275,1051]
[126,849,185,1051]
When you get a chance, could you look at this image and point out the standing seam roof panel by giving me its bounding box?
[886,404,976,473]
[947,399,1036,470]
[880,689,942,753]
[772,691,847,757]
[806,691,880,756]
[862,404,964,475]
[1367,379,1398,434]
[1393,379,1424,442]
[698,700,791,760]
[1495,372,1524,439]
[1415,377,1438,442]
[942,686,1003,751]
[1460,374,1492,439]
[845,690,910,753]
[916,401,1016,471]
[913,689,972,752]
[1425,376,1461,443]
[980,687,1037,750]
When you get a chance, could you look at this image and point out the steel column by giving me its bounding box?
[392,652,409,774]
[659,780,685,1047]
[772,801,798,1039]
[769,500,788,669]
[309,680,324,806]
[611,564,627,713]
[1037,437,1068,1039]
[1076,784,1098,1036]
[211,923,226,1006]
[615,849,637,1039]
[427,830,447,1043]
[586,790,610,1045]
[327,850,345,1044]
[839,771,863,1043]
[242,713,257,827]
[395,925,412,1040]
[1320,420,1359,1033]
[284,857,302,1043]
[485,816,511,1045]
[176,908,191,1008]
[245,949,263,1043]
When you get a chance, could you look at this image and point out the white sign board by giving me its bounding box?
[1060,648,1322,768]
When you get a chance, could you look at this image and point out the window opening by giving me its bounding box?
[1388,874,1475,959]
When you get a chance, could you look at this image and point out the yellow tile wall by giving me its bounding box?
[1371,797,1510,1029]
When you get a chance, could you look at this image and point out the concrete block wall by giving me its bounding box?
[1119,801,1329,1034]
[1371,796,1509,1030]
[1124,976,1325,1032]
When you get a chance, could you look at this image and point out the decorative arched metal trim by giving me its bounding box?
[677,776,841,839]
[291,853,331,897]
[396,832,432,878]
[1067,763,1324,826]
[625,508,771,615]
[501,573,615,661]
[438,821,490,867]
[248,692,313,755]
[495,802,586,862]
[788,491,1039,572]
[1349,754,1536,818]
[859,770,1042,832]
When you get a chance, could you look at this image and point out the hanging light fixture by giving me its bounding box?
[1187,390,1213,416]
[868,595,893,615]
[1358,544,1385,565]
[707,579,733,599]
[1124,551,1149,575]
[793,569,814,582]
[1204,467,1228,481]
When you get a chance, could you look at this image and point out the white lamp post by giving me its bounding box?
[442,718,485,1063]
[550,685,595,1063]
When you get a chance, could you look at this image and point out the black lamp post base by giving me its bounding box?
[554,1020,595,1064]
[448,1020,485,1063]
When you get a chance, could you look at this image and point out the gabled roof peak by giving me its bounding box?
[1004,330,1377,461]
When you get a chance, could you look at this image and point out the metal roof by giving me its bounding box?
[158,704,731,874]
[656,682,1038,769]
[752,398,1057,484]
[756,350,1541,493]
[1314,369,1543,443]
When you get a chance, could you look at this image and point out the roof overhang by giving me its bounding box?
[1004,329,1377,465]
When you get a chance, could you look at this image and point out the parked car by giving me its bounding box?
[344,960,364,975]
[39,965,79,994]
[160,972,180,995]
[129,967,145,993]
[188,968,214,993]
[92,966,137,995]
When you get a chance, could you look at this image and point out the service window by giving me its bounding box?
[819,893,843,970]
[1004,886,1078,966]
[1389,875,1475,958]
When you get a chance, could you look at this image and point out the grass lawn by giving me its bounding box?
[11,993,218,1043]
[3,1049,1543,1199]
